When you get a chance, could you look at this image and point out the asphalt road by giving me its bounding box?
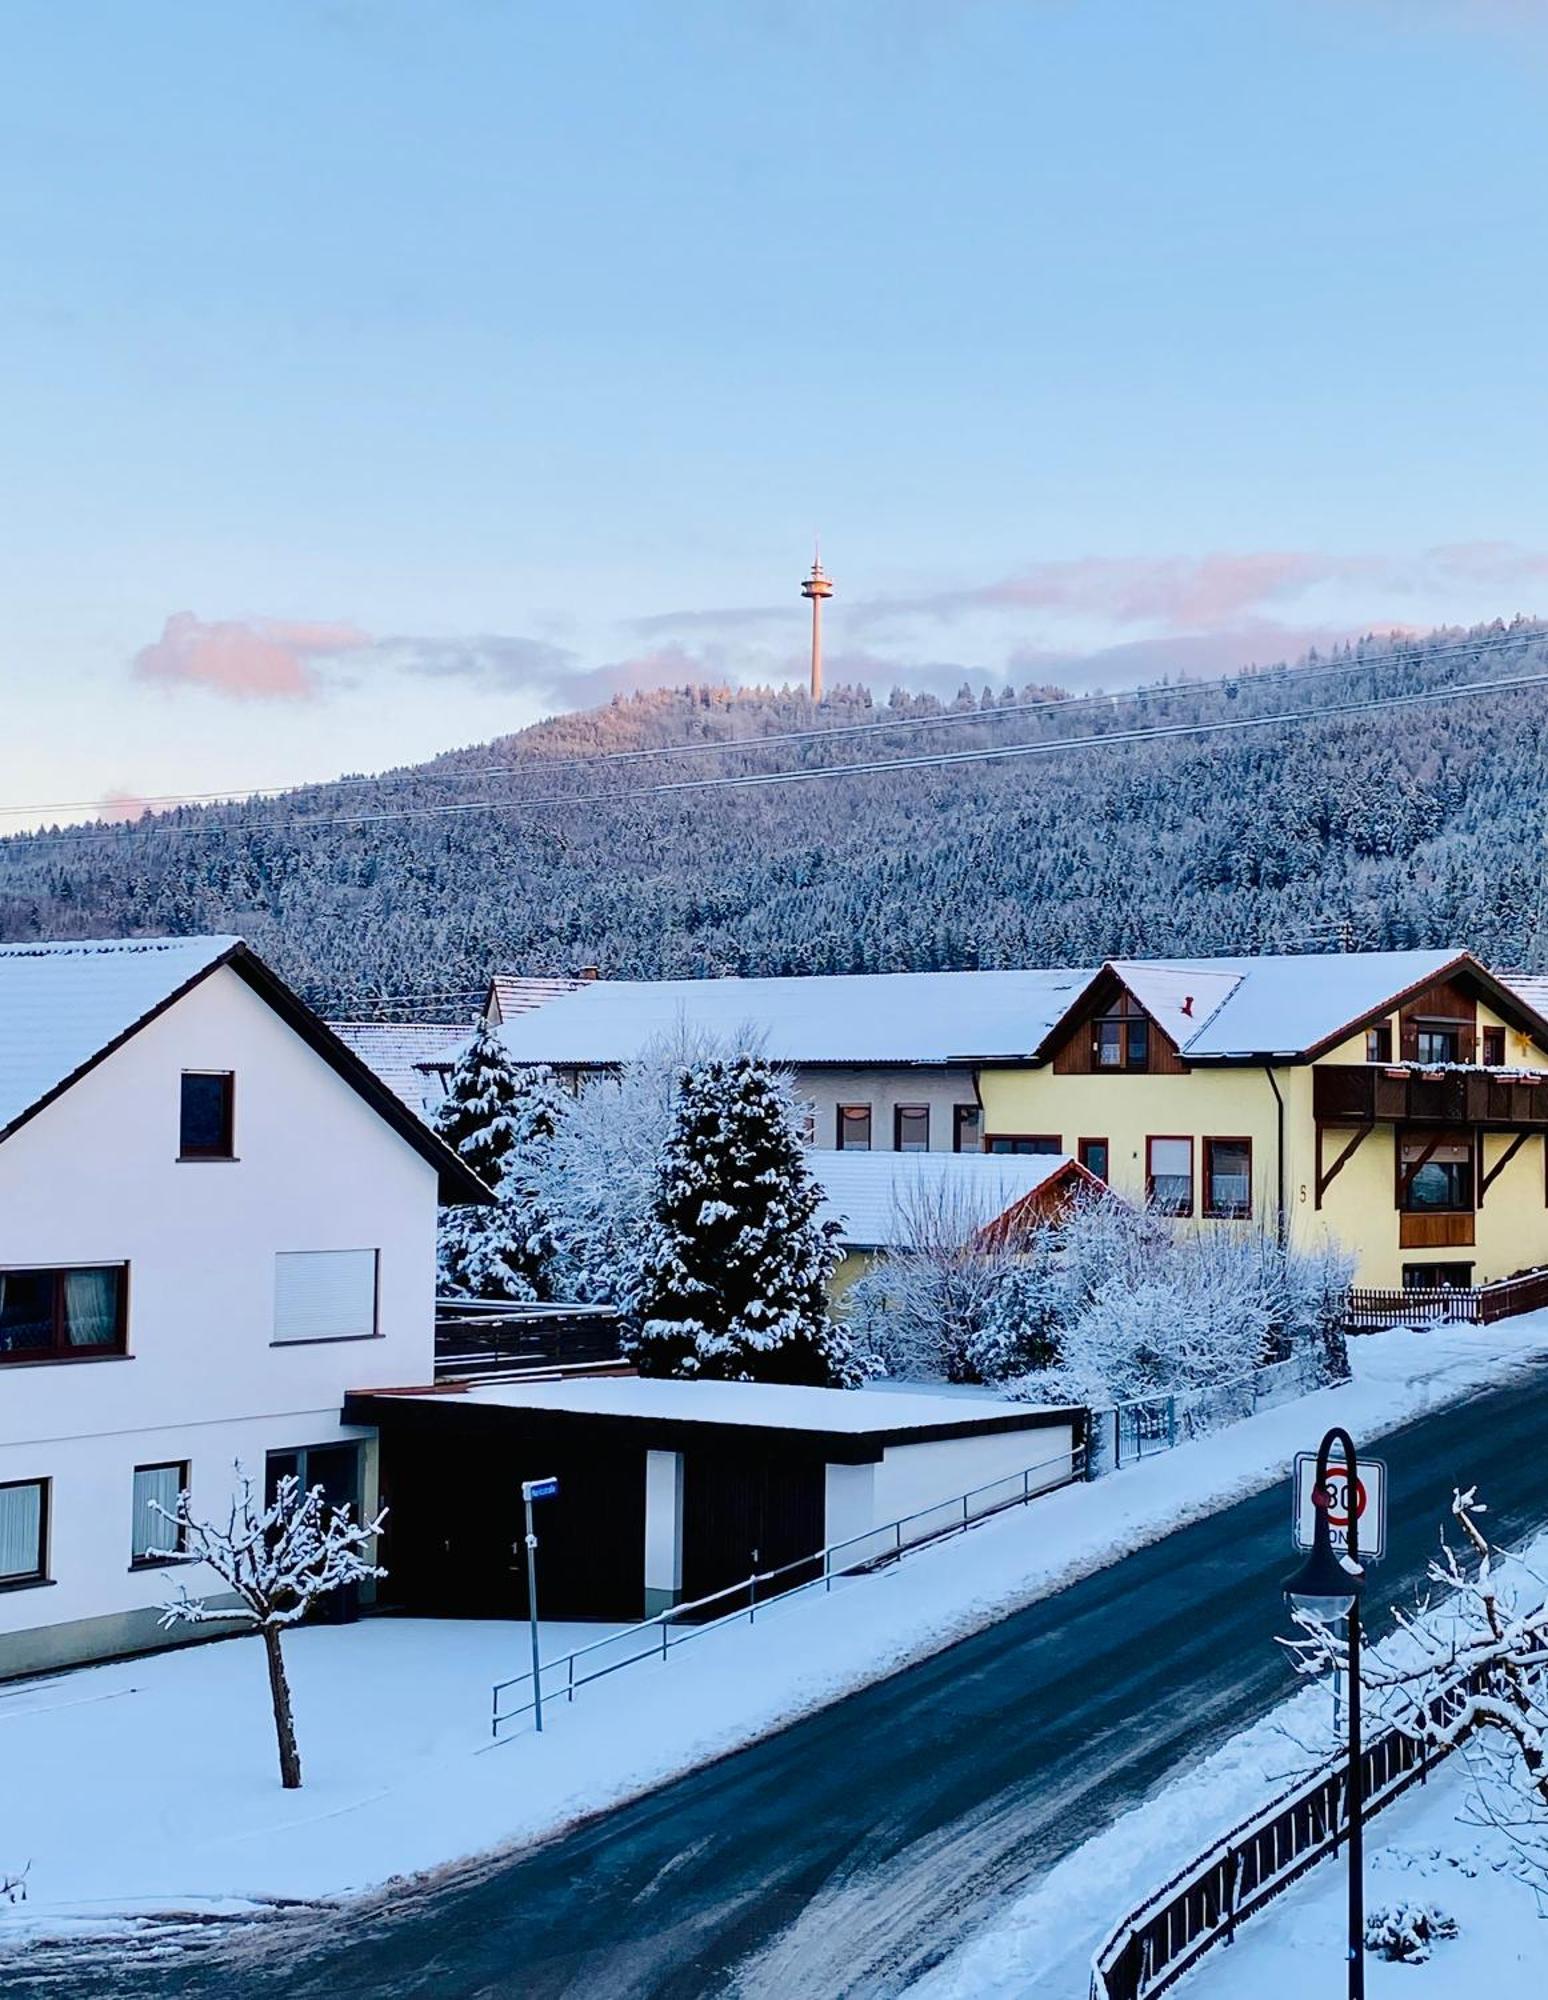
[10,1360,1548,2000]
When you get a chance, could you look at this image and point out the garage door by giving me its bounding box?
[680,1447,824,1612]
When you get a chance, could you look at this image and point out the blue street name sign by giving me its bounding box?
[524,1476,560,1502]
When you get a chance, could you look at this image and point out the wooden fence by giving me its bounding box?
[1346,1264,1548,1332]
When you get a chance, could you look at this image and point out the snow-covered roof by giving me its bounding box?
[486,974,589,1023]
[492,967,1093,1068]
[1097,949,1471,1060]
[0,934,240,1136]
[1498,971,1548,1022]
[384,1376,1066,1437]
[327,1022,466,1109]
[810,1149,1082,1250]
[0,934,490,1201]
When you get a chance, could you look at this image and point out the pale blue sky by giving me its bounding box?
[2,0,1546,817]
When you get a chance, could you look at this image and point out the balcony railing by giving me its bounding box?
[1314,1064,1548,1127]
[433,1299,624,1381]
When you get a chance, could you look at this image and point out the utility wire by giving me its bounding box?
[7,662,1546,853]
[2,624,1541,827]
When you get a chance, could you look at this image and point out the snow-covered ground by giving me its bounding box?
[3,1317,1547,1955]
[1176,1754,1545,1994]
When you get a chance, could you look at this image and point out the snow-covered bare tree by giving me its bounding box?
[634,1054,860,1385]
[1285,1486,1548,1892]
[156,1467,387,1791]
[846,1176,1036,1382]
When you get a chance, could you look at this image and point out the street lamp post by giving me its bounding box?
[1283,1426,1366,2000]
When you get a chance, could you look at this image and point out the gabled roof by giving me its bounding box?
[492,967,1094,1068]
[485,974,589,1023]
[0,935,488,1202]
[1038,948,1548,1063]
[1498,971,1548,1022]
[327,1021,467,1110]
[810,1148,1093,1250]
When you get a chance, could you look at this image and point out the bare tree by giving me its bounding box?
[156,1467,386,1790]
[2,1864,27,1905]
[1285,1486,1548,1890]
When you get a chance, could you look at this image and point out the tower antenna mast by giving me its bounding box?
[800,543,833,703]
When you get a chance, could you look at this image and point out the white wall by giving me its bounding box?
[871,1423,1076,1526]
[0,964,440,1666]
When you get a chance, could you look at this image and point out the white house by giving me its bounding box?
[0,935,487,1679]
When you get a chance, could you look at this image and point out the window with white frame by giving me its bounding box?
[131,1461,188,1567]
[273,1250,380,1345]
[0,1478,47,1587]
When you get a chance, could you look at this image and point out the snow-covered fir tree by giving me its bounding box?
[433,1027,568,1300]
[634,1055,860,1385]
[433,1019,522,1186]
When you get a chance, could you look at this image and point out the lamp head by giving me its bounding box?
[1283,1516,1363,1624]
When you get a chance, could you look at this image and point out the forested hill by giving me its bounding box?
[3,618,1547,1016]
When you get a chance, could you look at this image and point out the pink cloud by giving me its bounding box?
[133,612,372,700]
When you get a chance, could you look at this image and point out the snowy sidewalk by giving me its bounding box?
[3,1318,1548,1952]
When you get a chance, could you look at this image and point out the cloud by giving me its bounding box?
[133,613,372,699]
[379,633,581,690]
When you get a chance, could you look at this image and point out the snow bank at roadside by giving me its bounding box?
[2,1317,1546,1952]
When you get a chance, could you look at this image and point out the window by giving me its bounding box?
[1414,1027,1459,1067]
[894,1106,930,1153]
[837,1105,872,1151]
[1077,1137,1110,1183]
[1365,1023,1392,1063]
[1403,1263,1474,1291]
[953,1104,983,1153]
[180,1071,234,1159]
[1399,1134,1474,1212]
[1204,1138,1252,1218]
[1482,1026,1505,1067]
[988,1135,1062,1156]
[131,1462,188,1567]
[0,1265,126,1364]
[1094,1016,1150,1071]
[1146,1137,1194,1215]
[0,1479,47,1587]
[273,1250,379,1345]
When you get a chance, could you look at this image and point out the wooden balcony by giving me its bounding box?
[1313,1065,1548,1129]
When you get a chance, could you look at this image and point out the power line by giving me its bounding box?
[6,661,1546,854]
[2,624,1542,828]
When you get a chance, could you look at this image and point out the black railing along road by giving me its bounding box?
[1089,1663,1497,2000]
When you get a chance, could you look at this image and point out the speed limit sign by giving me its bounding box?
[1293,1452,1386,1561]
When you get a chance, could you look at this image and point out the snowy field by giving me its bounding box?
[3,1317,1548,1955]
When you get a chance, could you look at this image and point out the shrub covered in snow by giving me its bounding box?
[1364,1901,1459,1962]
[634,1054,861,1385]
[851,1187,1352,1407]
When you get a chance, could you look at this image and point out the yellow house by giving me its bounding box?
[976,950,1548,1291]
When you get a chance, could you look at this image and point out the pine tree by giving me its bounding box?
[432,1027,564,1300]
[634,1055,859,1385]
[433,1021,521,1187]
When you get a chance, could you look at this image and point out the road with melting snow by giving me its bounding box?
[8,1358,1548,2000]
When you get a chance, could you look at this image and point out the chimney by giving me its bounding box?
[1181,994,1194,1017]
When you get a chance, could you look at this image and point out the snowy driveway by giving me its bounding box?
[10,1348,1548,2000]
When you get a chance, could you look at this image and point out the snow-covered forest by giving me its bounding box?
[1,621,1545,1012]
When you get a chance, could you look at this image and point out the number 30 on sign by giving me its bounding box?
[1292,1452,1386,1561]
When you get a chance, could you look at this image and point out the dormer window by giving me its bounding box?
[1095,1017,1150,1072]
[180,1072,234,1160]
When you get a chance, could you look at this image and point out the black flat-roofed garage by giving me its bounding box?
[344,1380,1082,1625]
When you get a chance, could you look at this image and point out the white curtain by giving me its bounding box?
[131,1464,183,1563]
[64,1268,119,1347]
[0,1482,42,1582]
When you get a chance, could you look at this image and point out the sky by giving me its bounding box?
[2,0,1547,823]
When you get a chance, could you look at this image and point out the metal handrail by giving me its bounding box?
[490,1439,1086,1738]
